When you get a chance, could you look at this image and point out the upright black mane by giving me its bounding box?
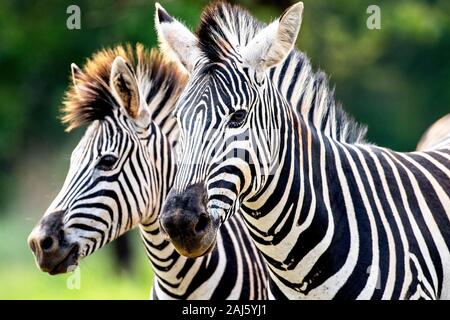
[196,2,262,63]
[194,1,367,143]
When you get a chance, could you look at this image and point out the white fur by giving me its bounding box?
[241,2,303,74]
[154,3,201,73]
[70,63,83,93]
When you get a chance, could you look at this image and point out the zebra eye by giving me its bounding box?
[96,154,118,171]
[228,110,247,128]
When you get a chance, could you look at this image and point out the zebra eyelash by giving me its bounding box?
[228,109,248,128]
[95,154,119,171]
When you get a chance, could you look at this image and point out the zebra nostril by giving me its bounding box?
[195,213,209,233]
[41,236,54,251]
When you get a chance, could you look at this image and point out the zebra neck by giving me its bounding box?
[269,50,367,144]
[135,123,196,298]
[242,113,345,271]
[243,115,326,234]
[139,122,175,225]
[250,114,450,299]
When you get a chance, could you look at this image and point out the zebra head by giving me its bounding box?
[28,46,181,274]
[156,2,303,257]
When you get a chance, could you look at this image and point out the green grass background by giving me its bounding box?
[0,213,152,299]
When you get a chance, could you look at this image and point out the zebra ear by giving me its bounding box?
[241,2,304,74]
[110,56,143,120]
[155,2,200,73]
[71,63,84,92]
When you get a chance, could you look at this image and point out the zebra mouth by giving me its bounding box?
[175,236,217,258]
[48,244,80,275]
[199,237,217,256]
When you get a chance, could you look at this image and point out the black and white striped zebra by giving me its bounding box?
[156,2,450,299]
[27,44,268,299]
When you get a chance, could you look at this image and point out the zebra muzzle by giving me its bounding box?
[28,210,80,275]
[160,184,219,258]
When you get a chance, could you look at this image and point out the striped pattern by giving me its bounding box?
[40,44,268,299]
[160,2,450,299]
[269,51,367,144]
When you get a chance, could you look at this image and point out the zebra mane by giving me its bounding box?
[62,44,187,132]
[196,1,367,143]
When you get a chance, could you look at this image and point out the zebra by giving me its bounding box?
[155,1,450,299]
[27,44,268,300]
[417,114,450,152]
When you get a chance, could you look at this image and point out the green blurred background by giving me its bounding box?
[0,0,449,299]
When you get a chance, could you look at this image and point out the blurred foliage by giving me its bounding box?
[0,0,449,298]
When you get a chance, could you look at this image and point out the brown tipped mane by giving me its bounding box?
[62,44,187,132]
